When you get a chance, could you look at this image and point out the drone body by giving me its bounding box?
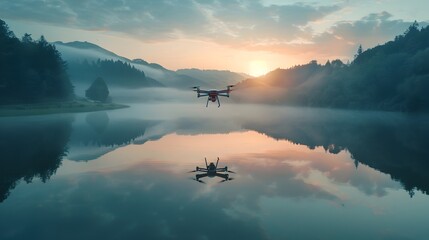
[189,157,235,183]
[192,85,234,107]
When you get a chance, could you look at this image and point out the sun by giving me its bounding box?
[248,60,269,77]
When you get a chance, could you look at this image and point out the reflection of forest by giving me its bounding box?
[83,112,158,146]
[66,112,160,161]
[0,112,160,202]
[0,117,72,202]
[243,109,429,196]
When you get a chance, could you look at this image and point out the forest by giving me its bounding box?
[237,22,429,112]
[2,15,429,112]
[0,19,74,104]
[68,59,163,88]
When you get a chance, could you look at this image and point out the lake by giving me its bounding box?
[1,103,429,240]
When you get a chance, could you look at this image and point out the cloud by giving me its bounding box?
[311,11,418,57]
[248,11,424,60]
[0,1,425,61]
[0,170,269,240]
[0,0,339,42]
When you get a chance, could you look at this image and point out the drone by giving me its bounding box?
[192,85,235,107]
[189,157,235,183]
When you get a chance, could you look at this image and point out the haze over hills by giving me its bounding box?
[3,16,429,112]
[176,68,252,87]
[235,23,429,112]
[54,41,247,90]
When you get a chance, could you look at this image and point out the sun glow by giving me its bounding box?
[249,60,270,77]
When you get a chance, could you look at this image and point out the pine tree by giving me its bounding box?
[354,44,363,59]
[86,77,109,102]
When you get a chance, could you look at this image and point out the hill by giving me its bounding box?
[176,68,250,87]
[236,23,429,112]
[54,41,241,89]
[68,58,163,88]
[55,41,245,89]
[54,41,163,89]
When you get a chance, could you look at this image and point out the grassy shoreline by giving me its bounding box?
[0,100,129,117]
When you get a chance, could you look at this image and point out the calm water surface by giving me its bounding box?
[1,104,429,240]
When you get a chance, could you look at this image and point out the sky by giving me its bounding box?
[1,0,428,75]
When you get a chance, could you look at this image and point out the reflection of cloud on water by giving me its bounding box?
[3,128,429,240]
[5,104,419,202]
[231,148,401,198]
[63,131,402,202]
[0,167,268,240]
[241,108,429,196]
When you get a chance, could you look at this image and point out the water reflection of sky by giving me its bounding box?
[1,104,429,239]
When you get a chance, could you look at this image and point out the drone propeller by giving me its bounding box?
[190,86,200,92]
[219,177,234,183]
[216,157,219,168]
[221,165,235,174]
[190,177,206,184]
[226,85,235,93]
[188,170,197,173]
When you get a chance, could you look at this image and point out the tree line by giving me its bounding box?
[237,22,429,112]
[68,59,162,88]
[0,19,74,104]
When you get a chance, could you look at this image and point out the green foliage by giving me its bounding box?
[86,77,110,102]
[0,19,74,104]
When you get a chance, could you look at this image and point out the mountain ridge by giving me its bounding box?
[235,23,429,112]
[54,41,246,89]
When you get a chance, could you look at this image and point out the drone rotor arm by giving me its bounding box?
[196,173,208,180]
[191,177,206,184]
[215,173,229,180]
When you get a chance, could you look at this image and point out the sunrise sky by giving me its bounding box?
[1,0,428,75]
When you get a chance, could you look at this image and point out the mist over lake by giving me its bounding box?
[1,92,429,239]
[2,1,429,239]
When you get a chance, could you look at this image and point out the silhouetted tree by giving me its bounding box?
[405,21,419,35]
[86,77,109,102]
[354,44,363,59]
[325,60,331,67]
[0,19,74,104]
[21,33,32,43]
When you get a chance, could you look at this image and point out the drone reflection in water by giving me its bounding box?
[189,157,235,184]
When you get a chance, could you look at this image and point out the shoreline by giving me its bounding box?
[0,100,129,117]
